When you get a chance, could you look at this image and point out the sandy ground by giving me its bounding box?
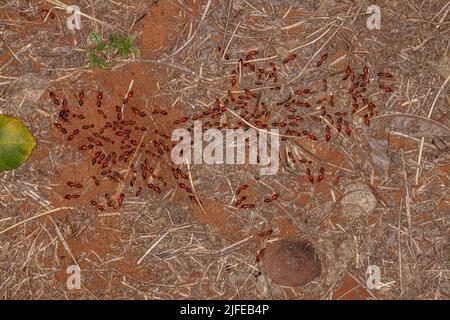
[0,0,449,300]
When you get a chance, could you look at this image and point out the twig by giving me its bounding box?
[414,73,450,185]
[0,207,72,236]
[163,0,212,60]
[186,161,208,215]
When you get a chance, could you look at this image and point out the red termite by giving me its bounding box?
[257,229,273,237]
[246,50,258,59]
[282,54,297,64]
[342,65,351,81]
[118,193,125,206]
[325,126,331,141]
[345,126,352,136]
[364,114,370,126]
[236,184,248,195]
[322,79,328,92]
[306,168,314,183]
[256,248,265,262]
[377,72,393,78]
[316,53,328,66]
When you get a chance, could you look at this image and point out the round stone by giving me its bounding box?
[262,239,322,286]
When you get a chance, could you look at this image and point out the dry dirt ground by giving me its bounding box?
[0,0,449,300]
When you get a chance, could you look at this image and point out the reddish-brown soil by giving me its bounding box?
[0,0,448,301]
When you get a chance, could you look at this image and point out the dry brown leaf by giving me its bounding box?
[372,113,450,137]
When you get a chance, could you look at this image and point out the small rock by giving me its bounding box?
[262,238,321,286]
[2,73,50,115]
[341,184,377,219]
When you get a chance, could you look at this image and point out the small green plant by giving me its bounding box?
[86,32,139,69]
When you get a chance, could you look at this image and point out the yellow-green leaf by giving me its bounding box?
[0,115,36,172]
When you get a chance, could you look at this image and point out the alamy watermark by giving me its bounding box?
[66,265,81,290]
[367,5,381,30]
[171,121,280,175]
[366,265,381,290]
[66,5,81,31]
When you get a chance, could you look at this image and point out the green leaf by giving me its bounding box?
[108,34,122,48]
[124,35,133,47]
[96,58,109,69]
[89,31,104,47]
[0,115,36,172]
[86,49,109,69]
[95,42,106,52]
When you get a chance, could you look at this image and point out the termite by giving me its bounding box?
[306,168,314,183]
[364,114,370,126]
[257,229,273,237]
[342,65,352,81]
[256,248,265,262]
[322,79,328,92]
[236,184,248,195]
[325,125,331,141]
[118,193,125,206]
[282,54,297,64]
[377,72,393,78]
[345,126,352,136]
[316,53,328,66]
[245,50,258,61]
